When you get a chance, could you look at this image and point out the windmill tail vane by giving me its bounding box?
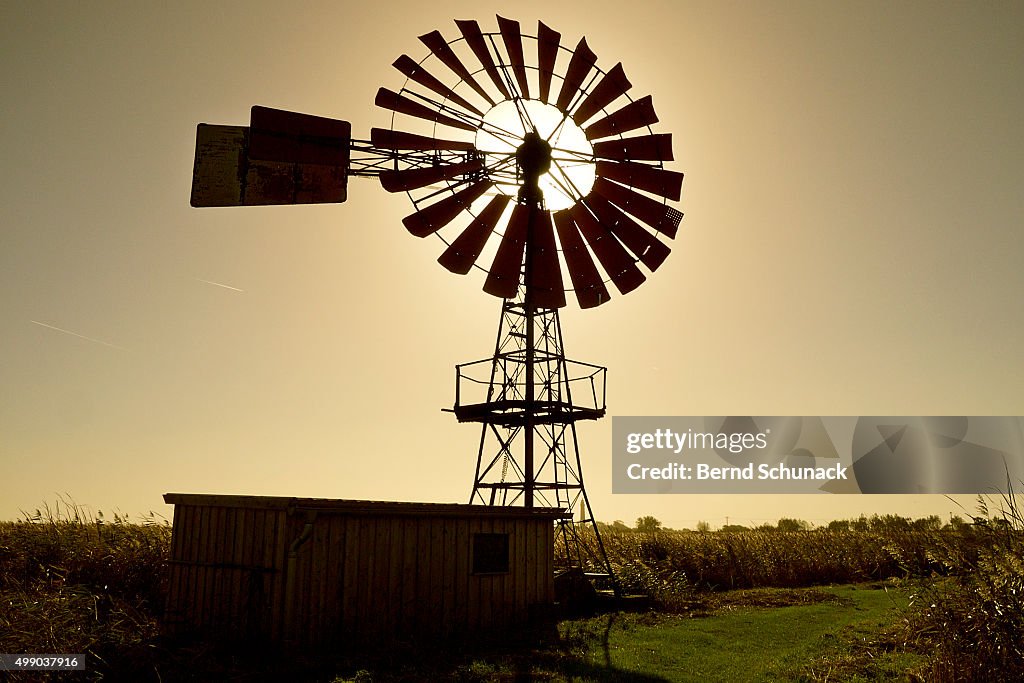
[188,15,684,589]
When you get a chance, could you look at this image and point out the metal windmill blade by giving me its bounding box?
[375,21,683,309]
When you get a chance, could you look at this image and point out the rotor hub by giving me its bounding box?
[515,130,552,202]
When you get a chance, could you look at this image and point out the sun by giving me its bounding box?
[475,100,596,211]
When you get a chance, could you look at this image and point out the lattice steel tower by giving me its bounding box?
[449,130,614,575]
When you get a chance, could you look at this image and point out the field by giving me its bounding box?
[1,499,1022,682]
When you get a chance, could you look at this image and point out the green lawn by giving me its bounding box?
[330,584,926,682]
[553,584,925,683]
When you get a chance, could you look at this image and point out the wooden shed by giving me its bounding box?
[162,494,569,648]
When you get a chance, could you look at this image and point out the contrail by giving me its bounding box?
[195,278,244,292]
[30,320,127,351]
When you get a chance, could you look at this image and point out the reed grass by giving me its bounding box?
[0,497,169,675]
[903,489,1024,682]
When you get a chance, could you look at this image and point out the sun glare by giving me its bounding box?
[475,100,596,211]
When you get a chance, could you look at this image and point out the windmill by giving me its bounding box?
[190,16,683,586]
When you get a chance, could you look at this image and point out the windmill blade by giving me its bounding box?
[596,160,684,201]
[592,177,683,238]
[483,203,530,299]
[370,128,474,151]
[380,159,484,193]
[392,55,484,116]
[455,19,512,101]
[375,88,477,132]
[585,194,671,271]
[419,30,496,106]
[555,37,597,113]
[584,95,659,140]
[402,179,492,237]
[536,21,560,104]
[526,209,566,309]
[569,201,646,295]
[593,133,673,162]
[552,210,611,308]
[571,63,631,126]
[497,16,530,100]
[438,195,511,274]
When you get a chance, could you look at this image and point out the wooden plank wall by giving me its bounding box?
[164,503,287,639]
[165,503,556,648]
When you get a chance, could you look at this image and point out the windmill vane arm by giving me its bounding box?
[347,140,484,178]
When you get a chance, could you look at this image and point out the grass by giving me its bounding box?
[321,584,921,682]
[1,499,1019,681]
[594,526,956,597]
[0,500,169,676]
[901,493,1024,682]
[556,584,924,683]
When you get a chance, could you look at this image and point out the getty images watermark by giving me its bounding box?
[611,417,1024,494]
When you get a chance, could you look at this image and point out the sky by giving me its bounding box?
[1,0,1022,528]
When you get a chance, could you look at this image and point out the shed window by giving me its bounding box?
[472,533,510,574]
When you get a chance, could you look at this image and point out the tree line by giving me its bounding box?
[600,513,968,534]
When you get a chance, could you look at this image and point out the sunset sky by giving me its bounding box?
[2,0,1022,528]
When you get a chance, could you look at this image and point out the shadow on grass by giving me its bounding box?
[88,616,668,683]
[519,613,669,683]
